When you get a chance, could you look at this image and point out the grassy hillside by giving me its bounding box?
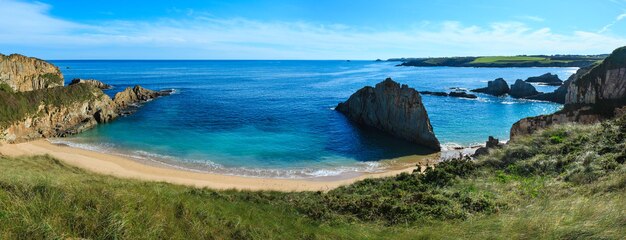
[1,117,625,239]
[393,55,606,68]
[0,84,99,128]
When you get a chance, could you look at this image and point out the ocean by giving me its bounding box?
[49,60,571,178]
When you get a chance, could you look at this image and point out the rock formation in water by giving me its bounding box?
[0,53,63,92]
[114,85,172,109]
[420,91,477,99]
[509,80,540,98]
[69,78,113,90]
[511,46,626,138]
[0,54,171,143]
[448,91,477,99]
[525,73,562,85]
[336,78,440,150]
[471,78,510,96]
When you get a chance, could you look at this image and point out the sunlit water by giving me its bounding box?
[50,60,571,178]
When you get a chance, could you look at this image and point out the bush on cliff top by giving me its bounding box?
[0,84,98,127]
[0,117,625,239]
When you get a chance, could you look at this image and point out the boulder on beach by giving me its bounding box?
[471,78,510,96]
[336,78,440,150]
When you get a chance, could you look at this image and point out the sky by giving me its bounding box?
[1,0,626,59]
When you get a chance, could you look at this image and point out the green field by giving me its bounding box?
[469,56,568,64]
[1,117,625,239]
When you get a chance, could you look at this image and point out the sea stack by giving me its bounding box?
[336,78,440,150]
[471,78,510,96]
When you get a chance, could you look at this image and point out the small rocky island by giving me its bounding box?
[0,53,171,143]
[336,78,440,150]
[524,73,563,86]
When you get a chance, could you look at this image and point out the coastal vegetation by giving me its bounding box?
[392,54,606,68]
[0,84,98,128]
[1,116,625,239]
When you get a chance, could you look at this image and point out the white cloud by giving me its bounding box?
[0,0,625,59]
[517,15,545,22]
[599,12,626,33]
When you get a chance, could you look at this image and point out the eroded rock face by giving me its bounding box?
[1,86,118,143]
[511,46,626,139]
[526,64,596,104]
[509,80,539,98]
[566,47,626,105]
[471,78,510,96]
[0,53,64,92]
[336,78,440,150]
[70,78,113,90]
[113,85,172,109]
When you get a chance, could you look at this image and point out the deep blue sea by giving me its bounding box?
[49,60,571,178]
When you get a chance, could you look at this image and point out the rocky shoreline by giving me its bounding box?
[0,54,171,143]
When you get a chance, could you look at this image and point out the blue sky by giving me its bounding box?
[1,0,626,59]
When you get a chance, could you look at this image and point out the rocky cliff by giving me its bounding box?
[336,78,440,150]
[0,54,63,92]
[565,47,626,105]
[0,54,171,143]
[511,46,626,138]
[1,84,118,143]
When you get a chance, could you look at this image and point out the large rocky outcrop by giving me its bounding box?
[336,78,440,150]
[471,78,510,96]
[509,80,539,98]
[1,85,118,143]
[114,85,172,109]
[69,78,113,90]
[525,73,562,85]
[0,53,63,92]
[565,47,626,105]
[511,46,626,138]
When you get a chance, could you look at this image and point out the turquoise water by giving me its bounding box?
[50,60,569,178]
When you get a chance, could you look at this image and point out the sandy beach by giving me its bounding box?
[0,140,439,192]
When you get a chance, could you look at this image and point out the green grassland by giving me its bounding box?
[1,117,625,239]
[395,54,606,67]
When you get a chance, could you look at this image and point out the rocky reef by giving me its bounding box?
[420,91,477,99]
[69,78,113,90]
[511,46,626,138]
[0,54,63,92]
[336,78,440,150]
[509,80,539,98]
[471,78,509,96]
[525,73,562,86]
[0,54,171,143]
